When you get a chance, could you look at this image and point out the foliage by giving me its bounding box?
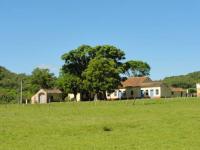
[61,45,94,77]
[0,66,29,103]
[56,73,81,100]
[163,71,200,88]
[124,60,151,77]
[0,88,18,104]
[31,68,56,92]
[188,88,197,94]
[60,45,127,100]
[0,44,151,102]
[83,57,122,99]
[0,66,56,103]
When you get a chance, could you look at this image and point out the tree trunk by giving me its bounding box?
[74,92,77,102]
[94,94,98,101]
[103,91,107,100]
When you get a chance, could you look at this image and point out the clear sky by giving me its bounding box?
[0,0,200,80]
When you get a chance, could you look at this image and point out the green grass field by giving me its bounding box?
[1,98,200,150]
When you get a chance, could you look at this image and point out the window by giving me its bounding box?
[146,90,149,96]
[171,92,174,95]
[141,90,144,97]
[114,91,118,96]
[156,89,159,95]
[123,91,126,97]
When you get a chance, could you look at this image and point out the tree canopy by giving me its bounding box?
[124,60,151,77]
[31,68,56,92]
[59,45,150,100]
[83,57,122,99]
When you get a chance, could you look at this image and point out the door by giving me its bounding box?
[150,89,154,98]
[39,93,46,104]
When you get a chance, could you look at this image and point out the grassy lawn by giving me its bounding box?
[1,98,200,150]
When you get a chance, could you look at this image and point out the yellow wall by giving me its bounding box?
[123,87,141,99]
[161,86,172,98]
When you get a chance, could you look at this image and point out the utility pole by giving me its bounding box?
[20,80,23,104]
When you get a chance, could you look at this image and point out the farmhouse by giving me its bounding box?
[197,83,200,97]
[140,81,171,98]
[31,89,62,104]
[106,77,171,100]
[106,77,151,100]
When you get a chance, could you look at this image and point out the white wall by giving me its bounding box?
[31,89,47,104]
[68,93,81,102]
[197,84,200,89]
[141,87,161,98]
[106,89,126,100]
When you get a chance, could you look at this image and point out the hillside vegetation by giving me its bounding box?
[1,64,200,103]
[1,98,200,150]
[0,66,31,103]
[163,71,200,89]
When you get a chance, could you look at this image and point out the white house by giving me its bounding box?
[106,77,172,100]
[140,82,171,98]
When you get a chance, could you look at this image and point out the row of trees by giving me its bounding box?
[0,45,151,103]
[57,45,150,101]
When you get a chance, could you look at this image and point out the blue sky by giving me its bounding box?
[0,0,200,80]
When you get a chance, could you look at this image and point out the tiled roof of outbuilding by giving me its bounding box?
[43,89,62,94]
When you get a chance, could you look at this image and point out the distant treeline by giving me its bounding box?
[163,71,200,89]
[0,45,199,103]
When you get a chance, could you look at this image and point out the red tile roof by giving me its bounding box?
[122,77,152,88]
[141,81,163,88]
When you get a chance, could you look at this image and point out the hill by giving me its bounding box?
[0,66,31,103]
[163,71,200,89]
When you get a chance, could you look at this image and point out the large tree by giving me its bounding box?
[60,45,94,100]
[83,57,122,100]
[57,73,81,101]
[60,45,126,100]
[60,45,150,101]
[124,60,151,77]
[61,45,94,76]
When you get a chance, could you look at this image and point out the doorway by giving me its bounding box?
[39,93,46,104]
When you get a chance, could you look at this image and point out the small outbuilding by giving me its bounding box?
[170,87,187,97]
[31,89,62,104]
